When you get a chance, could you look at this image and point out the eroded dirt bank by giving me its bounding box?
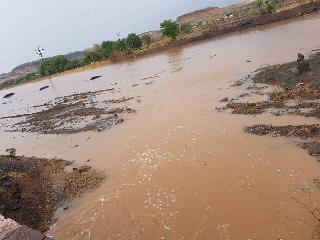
[0,153,104,232]
[1,13,320,240]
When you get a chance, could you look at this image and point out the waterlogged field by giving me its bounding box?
[1,13,320,240]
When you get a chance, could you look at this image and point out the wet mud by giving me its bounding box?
[1,89,136,134]
[225,52,320,159]
[245,124,320,157]
[0,153,104,232]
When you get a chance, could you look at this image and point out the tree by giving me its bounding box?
[141,34,152,47]
[125,33,142,49]
[113,39,127,52]
[160,20,180,40]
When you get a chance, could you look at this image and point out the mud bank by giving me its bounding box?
[0,88,136,134]
[0,153,104,232]
[224,51,320,159]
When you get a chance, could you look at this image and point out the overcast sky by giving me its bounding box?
[0,0,238,73]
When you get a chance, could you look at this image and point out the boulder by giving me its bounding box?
[297,53,310,74]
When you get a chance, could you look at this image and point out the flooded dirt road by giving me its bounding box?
[1,14,320,240]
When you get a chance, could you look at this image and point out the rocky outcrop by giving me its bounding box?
[297,53,311,74]
[0,215,50,240]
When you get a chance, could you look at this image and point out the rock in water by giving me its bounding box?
[39,86,49,91]
[89,75,102,81]
[3,93,15,98]
[297,53,310,74]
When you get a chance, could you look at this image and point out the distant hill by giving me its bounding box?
[176,7,221,24]
[0,5,230,83]
[0,51,85,82]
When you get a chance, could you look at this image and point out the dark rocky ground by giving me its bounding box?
[0,153,104,233]
[223,51,320,159]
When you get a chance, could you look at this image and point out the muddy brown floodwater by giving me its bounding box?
[1,13,320,240]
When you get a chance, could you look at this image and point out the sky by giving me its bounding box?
[0,0,239,73]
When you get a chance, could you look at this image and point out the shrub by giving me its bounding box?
[39,56,68,76]
[109,50,125,62]
[101,40,114,57]
[160,19,180,39]
[256,0,277,14]
[101,41,113,51]
[180,23,193,35]
[65,59,85,70]
[141,34,152,46]
[125,33,142,49]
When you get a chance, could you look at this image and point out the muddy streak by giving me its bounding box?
[1,14,320,239]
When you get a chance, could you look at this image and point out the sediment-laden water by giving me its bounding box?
[1,13,320,240]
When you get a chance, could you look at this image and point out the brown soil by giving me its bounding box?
[0,154,104,232]
[1,89,136,134]
[254,52,320,87]
[103,97,134,104]
[223,51,320,159]
[245,125,320,158]
[226,101,284,114]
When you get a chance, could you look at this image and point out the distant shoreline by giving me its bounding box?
[1,0,320,91]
